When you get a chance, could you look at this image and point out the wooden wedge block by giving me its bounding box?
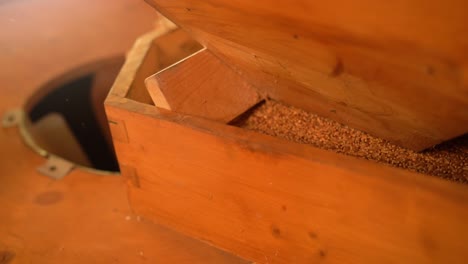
[145,49,261,123]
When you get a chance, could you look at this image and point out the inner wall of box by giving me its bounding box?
[125,31,204,104]
[125,42,160,105]
[124,33,468,184]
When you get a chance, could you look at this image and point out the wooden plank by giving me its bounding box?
[146,49,261,123]
[106,97,468,264]
[144,0,468,150]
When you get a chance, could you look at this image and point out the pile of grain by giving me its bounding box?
[235,100,468,183]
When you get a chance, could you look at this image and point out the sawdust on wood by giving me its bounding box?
[235,100,468,183]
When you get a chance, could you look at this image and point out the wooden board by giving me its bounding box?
[0,1,248,263]
[106,97,468,264]
[144,0,468,150]
[146,49,261,123]
[105,29,468,264]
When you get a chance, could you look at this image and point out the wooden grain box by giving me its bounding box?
[105,27,468,264]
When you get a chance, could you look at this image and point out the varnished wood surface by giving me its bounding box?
[0,134,247,264]
[106,29,468,264]
[145,0,468,150]
[0,1,248,263]
[107,96,468,264]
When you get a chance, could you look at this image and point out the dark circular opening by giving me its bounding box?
[24,57,124,173]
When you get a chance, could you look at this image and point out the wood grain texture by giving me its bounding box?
[0,1,248,263]
[0,126,248,264]
[145,0,468,150]
[106,97,468,264]
[146,49,261,123]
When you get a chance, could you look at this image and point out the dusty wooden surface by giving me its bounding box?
[145,0,468,151]
[0,1,248,263]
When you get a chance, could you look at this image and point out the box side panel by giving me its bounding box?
[106,101,468,264]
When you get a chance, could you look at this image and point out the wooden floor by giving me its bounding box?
[0,1,247,263]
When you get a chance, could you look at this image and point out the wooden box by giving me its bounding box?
[105,27,468,264]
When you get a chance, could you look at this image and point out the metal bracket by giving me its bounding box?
[2,109,22,128]
[3,108,112,178]
[37,156,75,180]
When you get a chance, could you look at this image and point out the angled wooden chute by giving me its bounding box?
[144,0,468,150]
